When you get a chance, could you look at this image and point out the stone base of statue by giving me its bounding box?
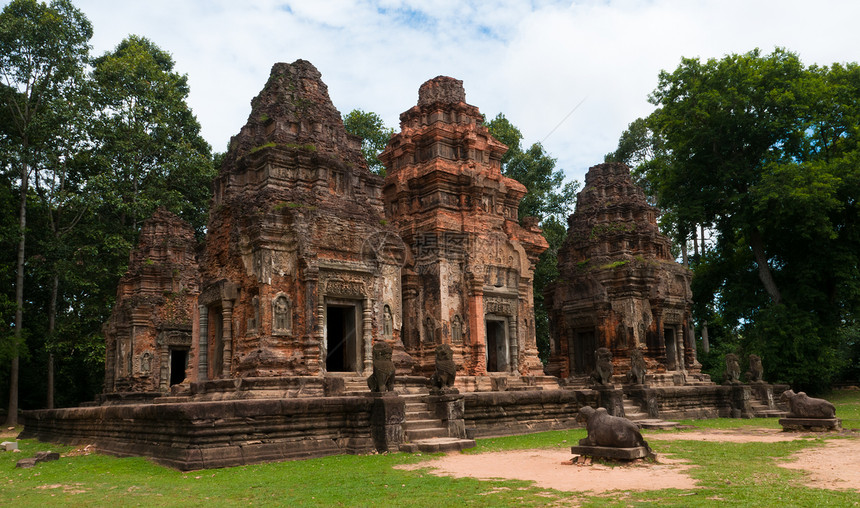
[779,417,842,432]
[369,392,405,452]
[570,445,651,461]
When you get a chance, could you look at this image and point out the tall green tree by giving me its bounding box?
[0,0,92,424]
[343,109,393,176]
[90,35,214,237]
[639,48,860,390]
[486,113,579,362]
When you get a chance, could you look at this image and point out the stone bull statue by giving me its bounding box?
[779,390,836,419]
[577,406,653,457]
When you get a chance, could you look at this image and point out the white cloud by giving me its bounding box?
[10,0,860,184]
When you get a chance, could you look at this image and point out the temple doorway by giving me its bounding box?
[326,303,360,372]
[486,319,508,372]
[170,348,188,386]
[571,329,596,375]
[664,326,683,371]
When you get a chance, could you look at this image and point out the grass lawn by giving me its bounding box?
[1,390,858,507]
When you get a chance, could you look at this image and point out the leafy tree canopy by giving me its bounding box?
[632,48,860,391]
[343,109,393,176]
[487,113,579,362]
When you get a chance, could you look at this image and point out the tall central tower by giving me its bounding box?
[380,77,548,378]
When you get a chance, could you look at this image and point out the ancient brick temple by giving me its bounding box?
[380,76,548,377]
[545,162,701,381]
[103,208,200,393]
[196,60,405,381]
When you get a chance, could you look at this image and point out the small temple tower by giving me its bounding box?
[380,76,548,377]
[197,60,405,380]
[103,209,200,394]
[545,162,701,382]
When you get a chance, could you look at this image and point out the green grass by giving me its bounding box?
[2,391,859,507]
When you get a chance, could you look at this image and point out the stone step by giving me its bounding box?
[625,412,649,421]
[405,410,434,420]
[405,427,449,441]
[636,419,681,430]
[753,409,789,418]
[403,419,444,431]
[400,437,476,453]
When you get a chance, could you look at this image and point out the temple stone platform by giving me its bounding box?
[22,382,791,469]
[570,445,651,461]
[779,418,842,432]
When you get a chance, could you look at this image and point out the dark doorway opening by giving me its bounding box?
[665,327,679,371]
[486,320,507,372]
[572,329,596,375]
[327,305,357,372]
[170,349,188,386]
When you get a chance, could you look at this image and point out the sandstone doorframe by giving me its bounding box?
[485,315,512,373]
[323,298,364,374]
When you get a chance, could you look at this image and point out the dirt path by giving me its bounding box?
[398,448,696,493]
[396,427,860,493]
[780,438,860,492]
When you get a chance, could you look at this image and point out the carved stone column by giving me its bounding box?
[221,299,233,378]
[466,274,485,375]
[198,305,209,382]
[508,318,518,374]
[363,298,373,374]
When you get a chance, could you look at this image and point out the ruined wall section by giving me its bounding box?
[199,60,405,380]
[546,162,701,381]
[381,76,547,377]
[103,208,200,394]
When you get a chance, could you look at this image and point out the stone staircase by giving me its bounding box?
[343,376,369,395]
[622,395,680,430]
[749,399,788,418]
[622,396,649,421]
[398,394,476,453]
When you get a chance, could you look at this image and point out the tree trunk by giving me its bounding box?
[680,229,688,267]
[47,273,58,409]
[6,156,28,427]
[748,227,782,304]
[693,225,699,258]
[700,223,706,255]
[701,320,710,354]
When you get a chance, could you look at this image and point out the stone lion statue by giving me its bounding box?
[625,348,647,385]
[723,353,741,384]
[367,342,395,393]
[577,406,653,457]
[430,344,456,390]
[591,347,614,387]
[779,389,836,419]
[746,354,764,383]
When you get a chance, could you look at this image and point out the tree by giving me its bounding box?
[486,114,579,361]
[639,48,860,390]
[0,0,92,424]
[89,35,214,237]
[343,109,393,176]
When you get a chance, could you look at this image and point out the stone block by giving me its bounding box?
[570,445,650,460]
[16,458,37,468]
[370,394,405,452]
[779,417,842,432]
[34,451,60,462]
[1,441,18,451]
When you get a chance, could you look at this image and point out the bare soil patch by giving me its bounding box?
[398,427,860,493]
[780,438,860,492]
[647,427,807,443]
[397,448,697,493]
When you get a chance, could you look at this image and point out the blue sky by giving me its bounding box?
[10,0,860,186]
